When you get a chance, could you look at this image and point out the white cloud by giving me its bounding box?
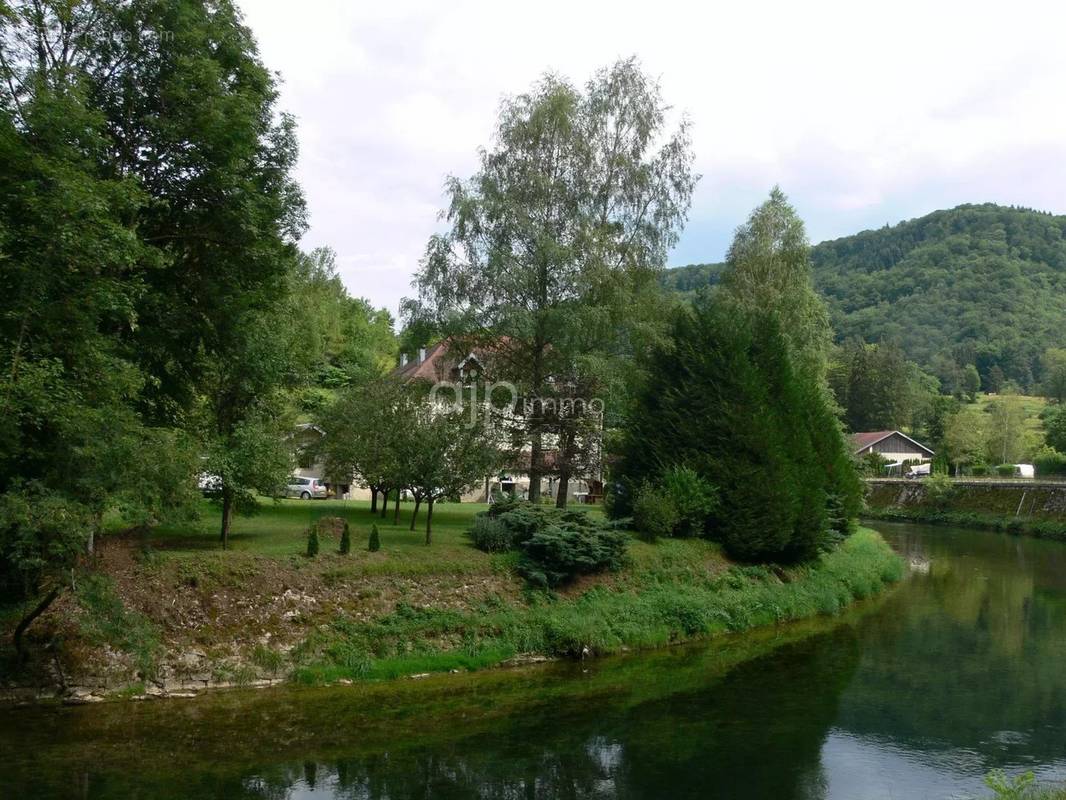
[239,0,1066,315]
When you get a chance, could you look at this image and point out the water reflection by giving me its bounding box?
[3,522,1066,799]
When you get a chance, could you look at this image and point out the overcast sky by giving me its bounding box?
[239,0,1066,318]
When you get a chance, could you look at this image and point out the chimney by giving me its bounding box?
[400,353,408,368]
[418,347,427,363]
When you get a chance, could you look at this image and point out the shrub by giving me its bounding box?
[517,525,629,587]
[470,500,630,585]
[306,527,320,557]
[1034,448,1066,476]
[660,466,718,536]
[922,471,956,507]
[368,524,380,552]
[468,515,513,553]
[339,521,351,554]
[995,464,1017,477]
[632,483,680,541]
[971,464,990,476]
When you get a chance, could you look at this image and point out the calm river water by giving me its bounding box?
[1,521,1065,799]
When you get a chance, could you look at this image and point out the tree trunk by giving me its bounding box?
[555,429,576,509]
[380,489,389,519]
[13,585,60,665]
[425,498,434,545]
[370,487,378,513]
[393,489,401,524]
[409,496,422,531]
[555,471,570,509]
[220,487,234,550]
[528,429,543,503]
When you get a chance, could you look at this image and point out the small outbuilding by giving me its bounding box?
[852,430,935,464]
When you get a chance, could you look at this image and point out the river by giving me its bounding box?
[1,521,1065,799]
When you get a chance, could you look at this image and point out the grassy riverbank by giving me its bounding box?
[1,499,903,699]
[864,506,1066,541]
[864,479,1066,542]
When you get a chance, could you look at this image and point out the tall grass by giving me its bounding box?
[291,528,902,685]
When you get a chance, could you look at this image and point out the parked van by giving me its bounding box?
[1014,464,1035,479]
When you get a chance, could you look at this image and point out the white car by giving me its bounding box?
[285,476,328,500]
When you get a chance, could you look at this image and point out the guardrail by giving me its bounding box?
[866,477,1066,489]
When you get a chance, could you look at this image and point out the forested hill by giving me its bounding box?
[665,204,1066,392]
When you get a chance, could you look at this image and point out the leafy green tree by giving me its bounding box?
[404,405,500,543]
[943,408,987,474]
[289,248,396,390]
[317,379,413,514]
[0,16,196,646]
[1043,406,1066,453]
[719,187,831,379]
[961,364,981,402]
[1042,348,1066,404]
[985,394,1029,465]
[411,57,695,501]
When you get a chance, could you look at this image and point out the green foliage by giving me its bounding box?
[995,464,1018,477]
[962,364,982,402]
[983,770,1036,800]
[0,486,92,599]
[1045,406,1066,454]
[944,406,989,473]
[516,526,629,588]
[339,522,351,554]
[667,205,1066,394]
[922,472,957,507]
[718,187,831,378]
[829,339,936,432]
[632,483,681,541]
[1034,448,1066,476]
[306,527,320,558]
[615,298,860,563]
[1041,348,1066,404]
[292,528,901,681]
[660,467,719,537]
[288,248,396,388]
[468,501,630,585]
[410,57,695,501]
[985,394,1032,464]
[368,525,381,552]
[76,574,161,678]
[467,516,514,553]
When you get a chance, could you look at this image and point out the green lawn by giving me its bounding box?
[144,497,497,572]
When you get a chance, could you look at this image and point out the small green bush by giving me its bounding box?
[517,525,629,588]
[368,524,380,552]
[339,521,351,554]
[306,527,320,557]
[632,483,679,541]
[468,515,513,552]
[660,466,718,537]
[922,471,956,507]
[1034,448,1066,476]
[995,464,1018,477]
[971,464,990,476]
